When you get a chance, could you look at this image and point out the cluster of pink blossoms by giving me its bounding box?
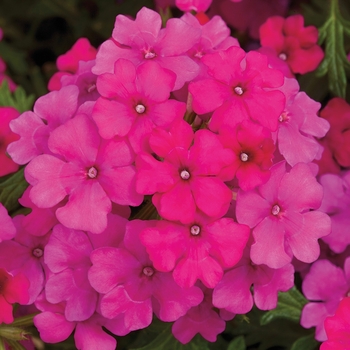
[297,97,350,347]
[0,3,342,349]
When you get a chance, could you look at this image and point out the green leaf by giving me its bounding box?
[227,307,311,350]
[0,80,34,113]
[130,324,210,350]
[0,41,28,75]
[291,334,319,350]
[0,168,28,214]
[260,287,307,326]
[227,336,245,350]
[316,0,350,97]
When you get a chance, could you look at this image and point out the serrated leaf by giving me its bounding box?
[316,0,350,97]
[227,336,245,350]
[0,80,34,113]
[130,324,210,350]
[0,168,28,214]
[291,334,319,350]
[260,287,307,326]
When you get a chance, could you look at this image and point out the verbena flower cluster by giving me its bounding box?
[1,1,350,349]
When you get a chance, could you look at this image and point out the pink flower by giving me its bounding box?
[317,98,350,169]
[7,85,79,165]
[92,7,201,90]
[236,161,331,268]
[275,78,329,166]
[89,220,203,325]
[208,0,290,39]
[213,247,294,314]
[136,120,234,223]
[93,59,186,153]
[0,203,16,242]
[0,107,20,176]
[140,213,250,288]
[44,215,126,322]
[48,38,97,91]
[0,215,50,304]
[218,120,275,191]
[259,15,324,74]
[176,0,212,12]
[60,60,99,106]
[25,114,142,234]
[301,259,350,341]
[318,172,350,253]
[181,13,239,80]
[18,186,60,237]
[34,293,123,349]
[0,268,29,324]
[321,297,350,350]
[172,286,226,344]
[189,46,285,132]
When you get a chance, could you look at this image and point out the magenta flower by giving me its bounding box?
[301,258,350,341]
[18,186,60,237]
[321,297,350,350]
[25,114,143,233]
[34,293,126,349]
[172,286,226,344]
[236,161,331,268]
[208,0,289,39]
[259,15,324,74]
[7,85,79,165]
[48,38,97,91]
[60,60,100,106]
[136,120,234,223]
[0,268,29,324]
[0,203,16,242]
[318,172,350,253]
[44,215,126,322]
[318,98,350,169]
[0,107,20,176]
[140,213,250,288]
[219,120,275,191]
[89,220,203,326]
[181,13,239,80]
[213,246,294,314]
[275,78,329,166]
[92,7,201,90]
[93,59,186,153]
[0,215,50,304]
[189,46,286,132]
[176,0,212,12]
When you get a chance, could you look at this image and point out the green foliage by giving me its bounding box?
[130,323,210,350]
[290,334,319,350]
[315,0,350,98]
[227,336,245,350]
[0,168,28,214]
[0,80,34,113]
[260,287,308,325]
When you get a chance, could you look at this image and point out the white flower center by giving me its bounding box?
[279,112,289,122]
[87,83,96,93]
[144,51,156,59]
[142,266,154,277]
[271,204,281,216]
[33,248,43,258]
[279,52,287,61]
[194,51,203,59]
[234,86,244,95]
[180,170,191,180]
[190,225,201,236]
[135,104,146,114]
[240,153,249,162]
[87,166,98,179]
